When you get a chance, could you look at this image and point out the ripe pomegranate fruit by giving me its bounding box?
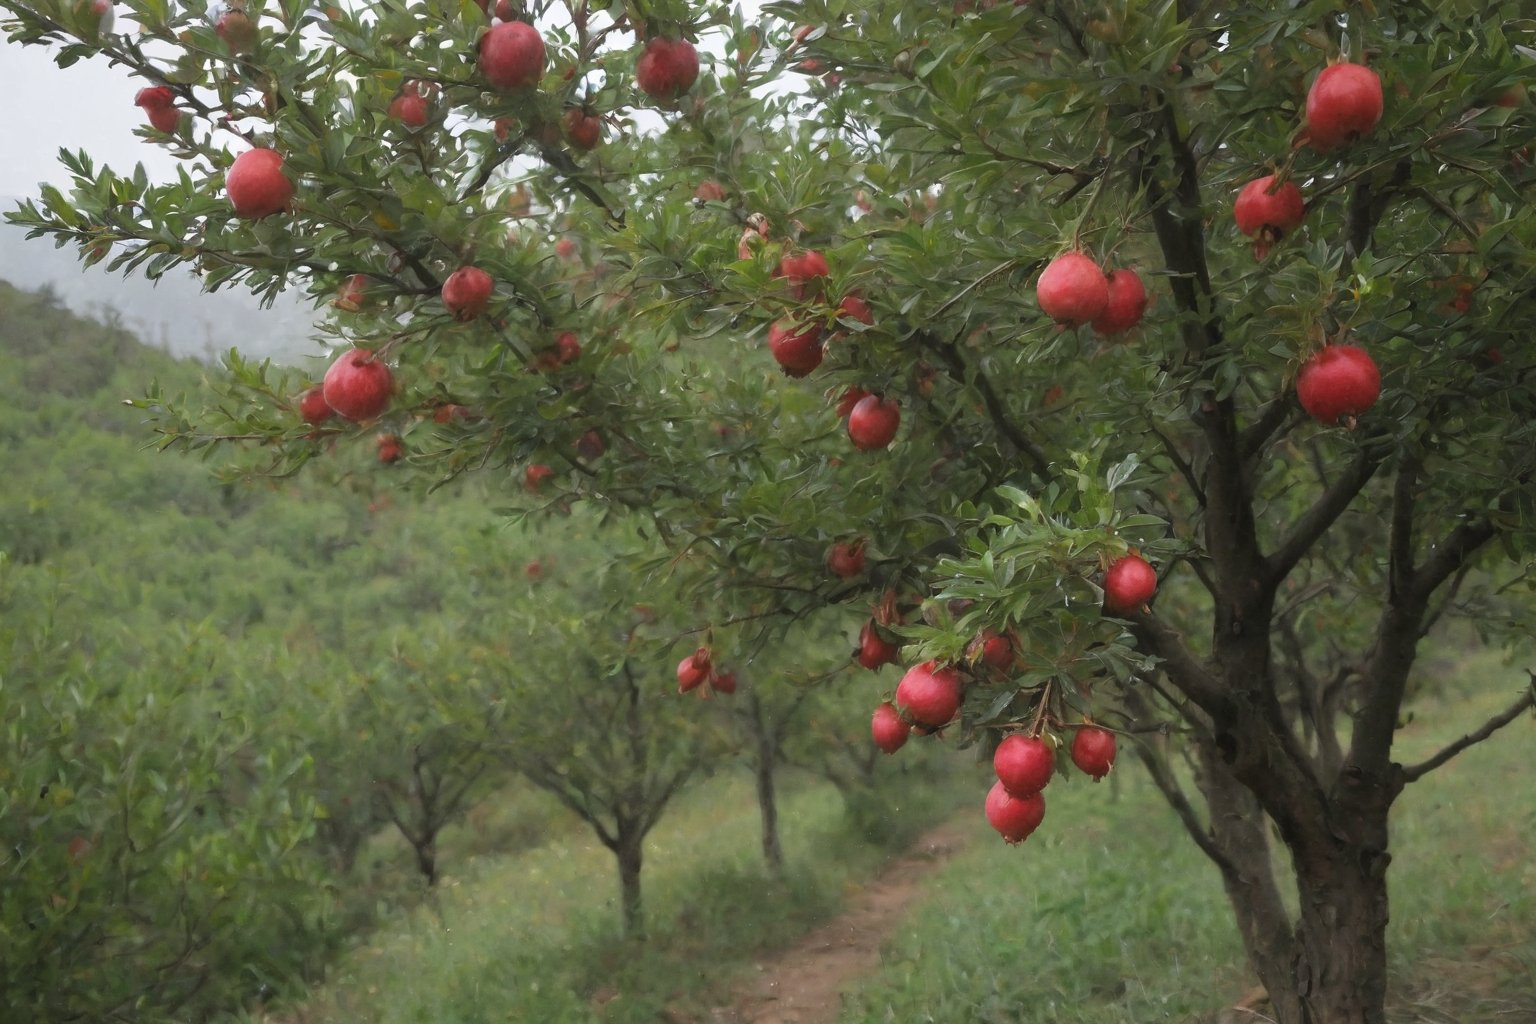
[388,85,430,127]
[676,647,712,693]
[835,386,870,418]
[1036,252,1109,327]
[562,108,601,150]
[334,273,368,311]
[978,629,1013,670]
[1071,725,1116,780]
[1296,344,1381,425]
[1234,175,1305,259]
[1305,61,1383,153]
[894,660,961,729]
[555,331,582,364]
[984,781,1046,844]
[524,463,555,491]
[442,266,494,320]
[225,147,292,219]
[322,348,393,421]
[826,538,866,578]
[135,86,179,132]
[376,433,403,464]
[297,385,333,425]
[871,702,910,754]
[479,21,546,90]
[1091,268,1147,336]
[775,250,831,300]
[711,670,738,695]
[1103,554,1157,615]
[837,293,874,326]
[768,320,825,377]
[635,36,700,100]
[856,620,899,670]
[994,734,1054,797]
[846,394,900,451]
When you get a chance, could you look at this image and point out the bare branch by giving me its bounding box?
[1127,610,1233,722]
[1266,442,1387,586]
[1402,685,1536,783]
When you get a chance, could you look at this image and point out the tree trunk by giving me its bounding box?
[754,733,784,878]
[1185,742,1395,1024]
[746,694,785,878]
[615,823,645,941]
[413,834,438,887]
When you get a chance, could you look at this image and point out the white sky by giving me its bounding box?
[0,43,181,199]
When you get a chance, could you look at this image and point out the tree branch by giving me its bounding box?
[1401,684,1536,783]
[1266,441,1387,586]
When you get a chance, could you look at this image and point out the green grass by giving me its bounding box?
[248,759,969,1024]
[842,653,1536,1023]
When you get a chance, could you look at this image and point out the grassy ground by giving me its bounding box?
[248,757,968,1024]
[842,650,1536,1023]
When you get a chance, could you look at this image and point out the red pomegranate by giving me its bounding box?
[1305,61,1383,153]
[768,320,825,377]
[871,702,910,754]
[846,394,900,451]
[1103,554,1157,615]
[225,147,292,219]
[1091,267,1148,336]
[994,734,1054,798]
[297,385,333,426]
[984,781,1046,844]
[1036,252,1109,327]
[1234,175,1305,259]
[775,250,830,300]
[635,36,700,100]
[1296,344,1381,425]
[856,620,900,670]
[1071,726,1117,780]
[676,647,712,693]
[826,538,866,578]
[478,21,546,90]
[894,660,961,729]
[321,348,393,421]
[442,266,494,320]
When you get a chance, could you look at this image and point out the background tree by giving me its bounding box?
[6,1,1536,1022]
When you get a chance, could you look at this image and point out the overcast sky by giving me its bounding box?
[0,42,181,200]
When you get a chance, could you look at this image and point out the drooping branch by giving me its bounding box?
[1402,684,1536,783]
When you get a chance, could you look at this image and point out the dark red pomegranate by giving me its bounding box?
[993,734,1054,797]
[1234,176,1305,259]
[1036,252,1109,326]
[1071,726,1117,780]
[1091,267,1147,336]
[1296,344,1381,425]
[871,701,910,754]
[856,620,900,670]
[894,660,961,729]
[1103,554,1157,615]
[984,781,1046,844]
[768,320,825,377]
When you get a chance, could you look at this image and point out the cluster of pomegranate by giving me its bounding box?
[676,645,737,697]
[1035,253,1148,336]
[1232,61,1386,426]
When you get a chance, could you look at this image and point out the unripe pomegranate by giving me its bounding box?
[894,660,961,729]
[1234,175,1305,259]
[871,701,910,754]
[1036,252,1109,327]
[693,180,728,202]
[1296,344,1380,425]
[1091,268,1147,336]
[1103,554,1157,615]
[856,620,899,670]
[994,734,1054,797]
[1305,61,1383,153]
[1071,726,1116,780]
[985,780,1046,844]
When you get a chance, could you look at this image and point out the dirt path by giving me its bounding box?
[706,818,975,1024]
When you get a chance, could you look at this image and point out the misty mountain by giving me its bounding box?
[0,204,322,364]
